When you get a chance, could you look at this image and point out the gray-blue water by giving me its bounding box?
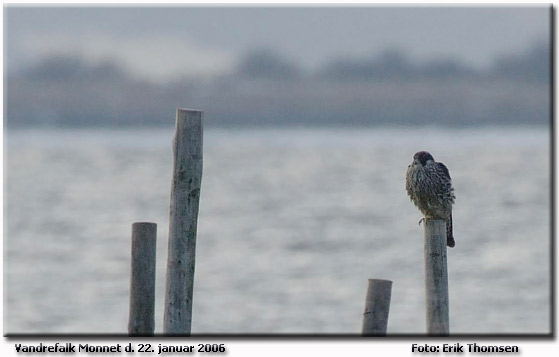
[4,127,551,334]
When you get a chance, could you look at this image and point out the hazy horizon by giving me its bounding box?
[4,6,551,128]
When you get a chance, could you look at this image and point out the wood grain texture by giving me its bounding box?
[362,278,392,336]
[164,109,203,335]
[128,222,157,336]
[424,219,449,335]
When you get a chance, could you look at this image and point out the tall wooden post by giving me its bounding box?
[128,222,157,336]
[164,109,203,335]
[424,219,449,335]
[362,278,392,336]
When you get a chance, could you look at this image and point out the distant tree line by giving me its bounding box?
[5,41,550,128]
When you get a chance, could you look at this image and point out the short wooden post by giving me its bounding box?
[424,219,449,335]
[163,109,203,335]
[362,278,392,336]
[128,222,157,336]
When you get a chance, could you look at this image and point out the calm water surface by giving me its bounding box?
[4,127,551,334]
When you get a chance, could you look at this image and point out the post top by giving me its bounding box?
[132,221,157,226]
[368,278,393,284]
[177,108,203,113]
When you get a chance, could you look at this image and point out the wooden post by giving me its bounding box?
[164,109,203,335]
[128,222,157,336]
[362,278,392,336]
[424,219,449,335]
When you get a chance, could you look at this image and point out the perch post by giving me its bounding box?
[424,219,450,335]
[163,109,203,335]
[128,222,157,336]
[362,278,392,336]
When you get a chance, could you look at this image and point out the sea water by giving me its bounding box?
[4,127,550,334]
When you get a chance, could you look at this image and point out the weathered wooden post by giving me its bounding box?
[424,219,449,335]
[128,222,157,336]
[362,278,392,336]
[164,109,203,335]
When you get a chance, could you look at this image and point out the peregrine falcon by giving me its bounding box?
[406,151,455,248]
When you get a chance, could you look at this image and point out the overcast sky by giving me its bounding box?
[5,6,550,82]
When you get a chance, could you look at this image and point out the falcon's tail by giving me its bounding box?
[446,213,455,248]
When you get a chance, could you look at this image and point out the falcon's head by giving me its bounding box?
[411,151,435,168]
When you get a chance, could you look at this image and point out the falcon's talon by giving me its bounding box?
[418,218,425,226]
